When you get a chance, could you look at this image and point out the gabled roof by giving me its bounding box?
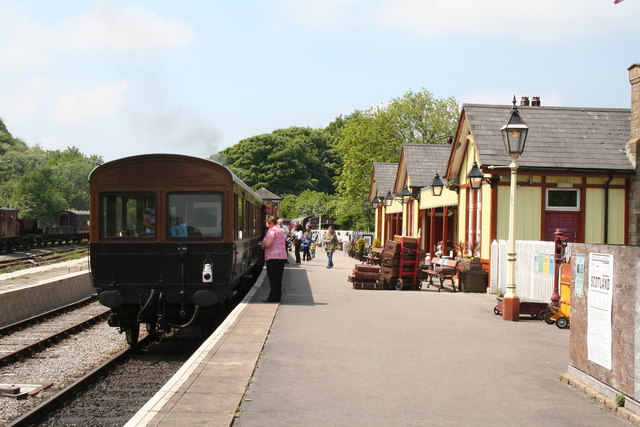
[463,104,633,172]
[402,143,453,187]
[371,162,397,199]
[256,187,281,201]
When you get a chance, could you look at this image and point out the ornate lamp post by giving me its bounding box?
[429,173,444,197]
[315,203,324,234]
[383,190,394,207]
[467,161,501,190]
[500,97,529,321]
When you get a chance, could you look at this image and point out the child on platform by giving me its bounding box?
[301,232,313,261]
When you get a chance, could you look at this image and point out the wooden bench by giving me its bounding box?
[362,247,383,265]
[422,257,459,292]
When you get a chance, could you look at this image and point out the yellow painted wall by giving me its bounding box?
[481,187,493,260]
[546,176,582,184]
[496,185,542,241]
[585,188,626,244]
[585,188,604,243]
[456,189,467,243]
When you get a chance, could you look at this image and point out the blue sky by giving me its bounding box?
[0,0,638,162]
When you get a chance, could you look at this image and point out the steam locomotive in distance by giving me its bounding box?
[0,208,89,252]
[88,154,264,345]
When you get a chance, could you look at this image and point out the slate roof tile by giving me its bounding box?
[372,162,397,197]
[464,104,633,172]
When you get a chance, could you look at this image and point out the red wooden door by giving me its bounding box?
[545,213,578,242]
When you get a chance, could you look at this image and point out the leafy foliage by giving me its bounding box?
[213,127,339,197]
[333,89,459,229]
[0,117,102,224]
[278,190,337,220]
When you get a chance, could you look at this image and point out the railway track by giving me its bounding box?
[0,299,110,367]
[12,331,205,426]
[8,335,154,427]
[0,246,88,273]
[1,261,262,426]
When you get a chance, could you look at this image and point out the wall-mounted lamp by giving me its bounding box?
[430,173,444,197]
[400,185,414,204]
[371,196,381,209]
[467,161,501,190]
[383,189,394,207]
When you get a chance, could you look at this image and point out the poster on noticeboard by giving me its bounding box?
[587,253,613,370]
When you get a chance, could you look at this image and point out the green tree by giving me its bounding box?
[10,167,66,223]
[0,120,103,221]
[50,151,102,211]
[214,127,338,196]
[278,190,337,220]
[333,89,459,229]
[0,117,28,155]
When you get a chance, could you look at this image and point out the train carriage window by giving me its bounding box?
[100,194,156,238]
[168,193,222,238]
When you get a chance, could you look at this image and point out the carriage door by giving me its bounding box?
[544,189,579,242]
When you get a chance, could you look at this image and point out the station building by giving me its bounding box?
[370,65,640,271]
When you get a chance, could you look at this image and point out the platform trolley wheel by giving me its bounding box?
[537,310,548,321]
[543,312,555,325]
[126,323,140,346]
[395,279,404,290]
[493,306,501,315]
[415,282,422,290]
[556,317,569,329]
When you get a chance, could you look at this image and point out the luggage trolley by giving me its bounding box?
[395,236,421,290]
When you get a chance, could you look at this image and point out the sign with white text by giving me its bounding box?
[587,253,613,370]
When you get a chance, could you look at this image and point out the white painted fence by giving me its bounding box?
[490,240,572,303]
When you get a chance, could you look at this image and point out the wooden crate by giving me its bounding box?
[352,270,380,281]
[353,264,381,273]
[352,281,386,290]
[381,253,400,266]
[383,240,401,255]
[380,265,399,277]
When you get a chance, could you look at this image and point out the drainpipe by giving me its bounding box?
[604,172,614,244]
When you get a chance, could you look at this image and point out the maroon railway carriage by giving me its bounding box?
[89,154,264,345]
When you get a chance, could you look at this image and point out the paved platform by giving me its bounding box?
[0,257,92,326]
[129,250,632,426]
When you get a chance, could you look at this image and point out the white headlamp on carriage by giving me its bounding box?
[202,256,213,283]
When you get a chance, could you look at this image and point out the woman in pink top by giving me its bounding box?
[259,217,288,302]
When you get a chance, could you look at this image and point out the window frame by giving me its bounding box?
[545,188,580,212]
[99,192,157,241]
[166,191,224,241]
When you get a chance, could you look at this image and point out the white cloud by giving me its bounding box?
[277,0,365,29]
[0,2,194,74]
[277,0,639,42]
[36,134,73,151]
[49,82,128,125]
[58,1,194,52]
[0,77,55,124]
[373,0,640,41]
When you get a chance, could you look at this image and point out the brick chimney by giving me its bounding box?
[531,96,541,106]
[520,96,529,106]
[627,63,640,244]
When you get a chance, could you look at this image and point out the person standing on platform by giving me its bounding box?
[323,225,339,269]
[260,217,287,302]
[277,218,290,262]
[301,232,312,261]
[293,223,303,264]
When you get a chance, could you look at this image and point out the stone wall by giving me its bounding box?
[627,64,640,245]
[568,244,640,409]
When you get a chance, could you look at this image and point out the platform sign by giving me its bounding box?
[574,253,585,298]
[587,253,613,370]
